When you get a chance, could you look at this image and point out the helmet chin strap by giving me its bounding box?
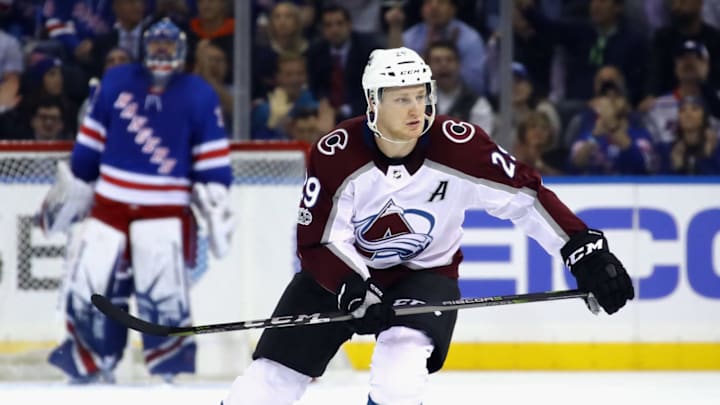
[366,88,437,146]
[373,131,416,144]
[371,113,434,145]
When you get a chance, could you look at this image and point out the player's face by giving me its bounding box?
[376,84,428,141]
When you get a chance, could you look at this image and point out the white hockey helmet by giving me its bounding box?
[361,47,437,139]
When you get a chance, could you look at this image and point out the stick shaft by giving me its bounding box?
[91,289,591,337]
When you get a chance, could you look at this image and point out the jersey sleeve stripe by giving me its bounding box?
[193,147,229,162]
[79,125,105,145]
[76,133,105,152]
[82,116,107,138]
[193,156,232,171]
[192,138,229,155]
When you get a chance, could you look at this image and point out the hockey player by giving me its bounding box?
[222,47,634,405]
[41,18,235,383]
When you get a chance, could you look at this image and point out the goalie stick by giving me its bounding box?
[92,290,599,337]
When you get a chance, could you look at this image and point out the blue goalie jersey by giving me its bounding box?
[71,63,233,206]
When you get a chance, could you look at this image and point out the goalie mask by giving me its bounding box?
[361,47,437,142]
[143,18,187,83]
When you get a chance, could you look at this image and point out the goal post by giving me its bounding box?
[0,140,309,381]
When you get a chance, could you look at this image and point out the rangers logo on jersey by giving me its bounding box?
[353,199,434,264]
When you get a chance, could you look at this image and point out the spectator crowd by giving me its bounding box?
[1,0,719,175]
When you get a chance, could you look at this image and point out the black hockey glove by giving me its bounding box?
[561,229,635,315]
[337,273,395,335]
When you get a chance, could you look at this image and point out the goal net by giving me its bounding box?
[0,140,309,381]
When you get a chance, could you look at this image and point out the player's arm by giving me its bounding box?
[297,153,369,291]
[72,71,120,182]
[190,85,234,258]
[39,72,114,235]
[467,127,634,314]
[297,150,390,332]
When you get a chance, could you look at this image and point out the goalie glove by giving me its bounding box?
[40,161,94,236]
[192,182,236,258]
[561,229,634,315]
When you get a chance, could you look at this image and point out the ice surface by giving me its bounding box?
[1,371,718,404]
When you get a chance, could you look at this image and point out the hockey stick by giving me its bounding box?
[91,289,598,337]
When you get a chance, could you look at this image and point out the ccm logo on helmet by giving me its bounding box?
[400,69,422,75]
[565,239,604,266]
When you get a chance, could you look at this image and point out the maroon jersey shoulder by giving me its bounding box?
[308,116,373,194]
[426,115,586,235]
[425,115,514,184]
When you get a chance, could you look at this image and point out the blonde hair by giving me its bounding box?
[517,111,554,147]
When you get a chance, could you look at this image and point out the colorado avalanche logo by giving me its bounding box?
[317,129,348,156]
[353,199,435,265]
[442,120,475,143]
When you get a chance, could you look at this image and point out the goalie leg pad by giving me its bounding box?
[223,358,312,405]
[64,218,126,300]
[130,217,196,375]
[49,217,129,379]
[368,326,433,405]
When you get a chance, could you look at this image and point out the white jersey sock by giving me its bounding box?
[369,326,434,405]
[222,358,312,405]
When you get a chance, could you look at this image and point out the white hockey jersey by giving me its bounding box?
[297,115,587,292]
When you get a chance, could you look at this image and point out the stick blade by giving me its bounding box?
[91,294,173,337]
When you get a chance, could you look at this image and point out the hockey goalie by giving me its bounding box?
[40,18,236,384]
